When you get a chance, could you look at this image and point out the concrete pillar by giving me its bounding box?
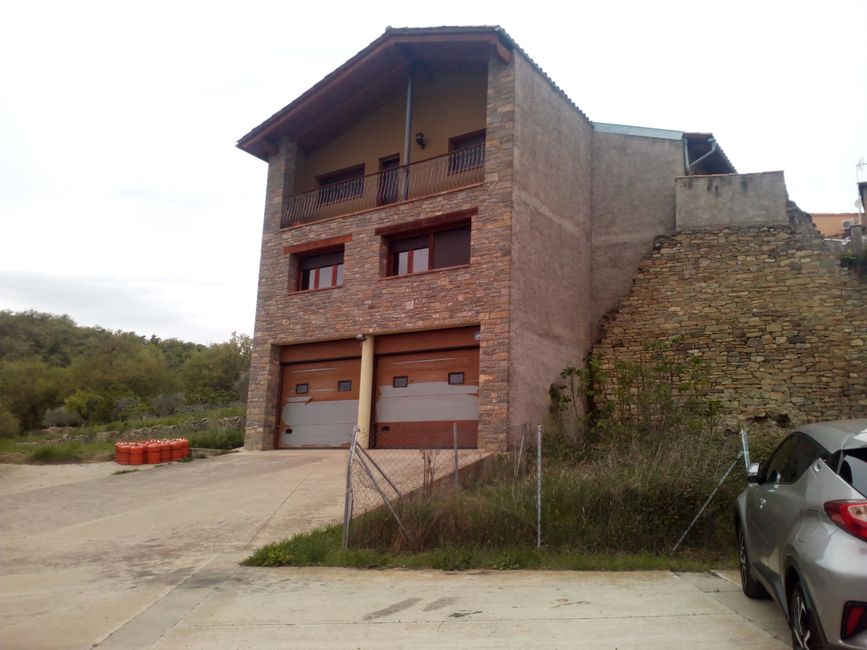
[356,335,375,449]
[851,225,864,253]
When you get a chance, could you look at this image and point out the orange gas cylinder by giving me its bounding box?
[146,441,162,464]
[116,442,131,465]
[129,444,144,465]
[170,439,183,461]
[159,440,171,462]
[181,438,190,458]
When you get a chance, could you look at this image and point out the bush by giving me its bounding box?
[26,441,113,464]
[0,408,20,437]
[42,406,82,428]
[187,428,244,450]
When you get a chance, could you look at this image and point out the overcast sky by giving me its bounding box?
[1,0,865,344]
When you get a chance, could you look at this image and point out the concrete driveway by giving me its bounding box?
[0,452,791,649]
[0,450,348,650]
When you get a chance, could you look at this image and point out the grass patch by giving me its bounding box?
[0,405,245,464]
[75,405,245,436]
[25,440,114,464]
[187,428,244,450]
[242,525,732,571]
[112,468,140,475]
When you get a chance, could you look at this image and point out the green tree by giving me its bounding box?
[0,359,69,431]
[181,333,252,403]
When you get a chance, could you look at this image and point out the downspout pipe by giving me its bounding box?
[401,67,414,200]
[687,137,718,174]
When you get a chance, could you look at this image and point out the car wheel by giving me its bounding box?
[737,523,767,599]
[790,581,822,650]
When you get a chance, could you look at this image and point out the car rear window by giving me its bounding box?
[831,448,867,497]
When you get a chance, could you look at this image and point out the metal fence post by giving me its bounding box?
[453,422,460,493]
[341,425,359,549]
[536,424,542,549]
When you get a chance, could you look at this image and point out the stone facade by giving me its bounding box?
[593,225,867,429]
[245,53,517,451]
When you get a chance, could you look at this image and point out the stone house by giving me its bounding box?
[236,25,779,453]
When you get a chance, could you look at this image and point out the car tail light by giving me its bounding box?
[824,500,867,542]
[842,602,867,640]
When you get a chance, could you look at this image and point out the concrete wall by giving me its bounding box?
[245,54,515,451]
[590,132,684,329]
[508,53,593,440]
[295,72,488,193]
[675,171,788,231]
[593,226,867,430]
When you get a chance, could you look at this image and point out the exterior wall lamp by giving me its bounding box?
[415,132,426,149]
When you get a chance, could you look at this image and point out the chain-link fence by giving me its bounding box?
[342,424,544,551]
[341,423,747,554]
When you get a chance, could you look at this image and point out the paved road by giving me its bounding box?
[0,452,791,649]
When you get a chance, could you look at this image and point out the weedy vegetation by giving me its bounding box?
[246,338,774,570]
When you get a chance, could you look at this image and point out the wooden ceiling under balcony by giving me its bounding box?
[238,29,511,160]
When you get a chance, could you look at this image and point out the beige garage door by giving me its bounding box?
[373,347,479,449]
[278,357,360,448]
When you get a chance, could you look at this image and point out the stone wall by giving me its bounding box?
[593,225,867,430]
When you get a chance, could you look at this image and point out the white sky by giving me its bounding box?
[1,0,865,344]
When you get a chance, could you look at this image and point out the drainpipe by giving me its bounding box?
[356,335,375,449]
[688,137,718,174]
[401,67,414,200]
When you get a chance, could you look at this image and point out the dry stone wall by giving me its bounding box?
[593,225,867,431]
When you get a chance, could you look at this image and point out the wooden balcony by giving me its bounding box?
[281,144,485,228]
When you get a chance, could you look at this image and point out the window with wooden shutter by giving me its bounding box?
[387,223,470,277]
[297,248,345,291]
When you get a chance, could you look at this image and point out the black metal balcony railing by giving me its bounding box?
[281,144,485,228]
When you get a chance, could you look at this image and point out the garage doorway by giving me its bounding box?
[278,355,360,448]
[373,346,479,448]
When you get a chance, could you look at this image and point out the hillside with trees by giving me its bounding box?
[0,310,251,435]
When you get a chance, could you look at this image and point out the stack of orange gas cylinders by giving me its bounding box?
[114,439,189,465]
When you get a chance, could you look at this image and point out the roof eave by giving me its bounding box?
[236,27,513,161]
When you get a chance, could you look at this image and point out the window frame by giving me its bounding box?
[386,221,471,277]
[295,247,345,292]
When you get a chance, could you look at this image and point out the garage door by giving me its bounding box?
[373,347,479,448]
[278,357,360,448]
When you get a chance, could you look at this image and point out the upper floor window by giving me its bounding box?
[448,130,486,175]
[388,223,471,276]
[317,165,365,205]
[298,248,344,291]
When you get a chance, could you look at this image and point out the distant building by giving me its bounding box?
[809,212,860,237]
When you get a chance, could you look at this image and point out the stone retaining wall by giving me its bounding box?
[32,417,247,444]
[593,225,867,431]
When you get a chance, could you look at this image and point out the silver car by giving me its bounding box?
[735,419,867,649]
